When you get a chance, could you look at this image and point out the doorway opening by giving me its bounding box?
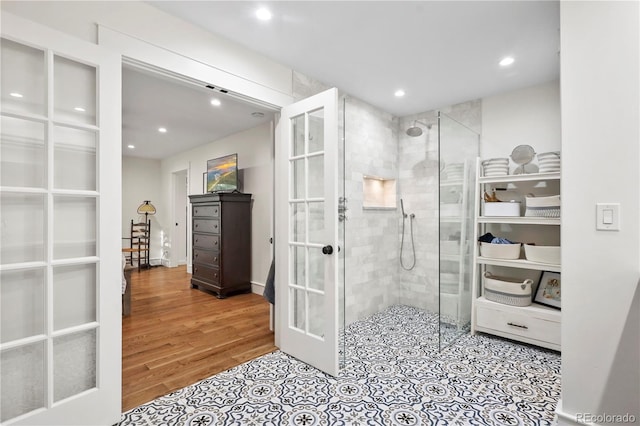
[120,61,278,410]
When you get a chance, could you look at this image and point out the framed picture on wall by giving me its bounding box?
[534,271,561,309]
[202,172,207,194]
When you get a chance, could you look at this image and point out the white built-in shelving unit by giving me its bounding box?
[471,158,561,351]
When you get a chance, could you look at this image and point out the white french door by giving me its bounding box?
[0,13,121,425]
[275,88,339,376]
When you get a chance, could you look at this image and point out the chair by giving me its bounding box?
[122,219,150,271]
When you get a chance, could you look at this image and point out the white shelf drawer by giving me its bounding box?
[476,302,561,347]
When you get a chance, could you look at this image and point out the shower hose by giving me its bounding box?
[400,214,416,270]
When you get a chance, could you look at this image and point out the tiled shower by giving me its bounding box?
[338,94,480,356]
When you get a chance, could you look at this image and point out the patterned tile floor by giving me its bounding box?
[120,305,561,425]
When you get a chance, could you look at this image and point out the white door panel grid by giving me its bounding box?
[275,88,339,376]
[0,13,121,425]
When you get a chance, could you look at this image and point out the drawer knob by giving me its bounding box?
[215,224,218,229]
[215,241,218,245]
[195,224,199,228]
[507,322,528,330]
[214,257,218,262]
[195,253,198,258]
[215,209,218,214]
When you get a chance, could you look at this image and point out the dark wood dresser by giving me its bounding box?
[189,193,252,298]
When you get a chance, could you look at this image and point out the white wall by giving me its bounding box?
[481,80,561,172]
[558,2,639,424]
[121,156,164,264]
[160,122,273,291]
[1,1,292,97]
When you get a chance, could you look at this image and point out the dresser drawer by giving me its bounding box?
[193,248,220,267]
[193,234,219,249]
[193,204,220,218]
[193,219,219,234]
[192,263,220,284]
[476,304,560,346]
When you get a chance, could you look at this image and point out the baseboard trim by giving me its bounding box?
[555,400,586,425]
[252,281,265,296]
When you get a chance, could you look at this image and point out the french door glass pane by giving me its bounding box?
[53,264,97,330]
[0,193,46,264]
[53,196,96,259]
[291,202,306,243]
[1,268,45,343]
[291,114,305,156]
[308,201,324,244]
[53,56,96,125]
[307,155,324,198]
[54,126,97,191]
[308,108,324,154]
[1,116,46,188]
[291,245,305,287]
[308,248,324,292]
[308,292,324,339]
[53,329,96,402]
[292,158,305,199]
[290,288,306,331]
[0,342,46,422]
[1,38,46,116]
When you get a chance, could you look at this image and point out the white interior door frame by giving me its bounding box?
[170,169,188,267]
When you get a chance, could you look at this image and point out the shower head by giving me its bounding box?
[406,123,423,137]
[405,120,433,137]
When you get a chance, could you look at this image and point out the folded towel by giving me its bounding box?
[263,259,275,305]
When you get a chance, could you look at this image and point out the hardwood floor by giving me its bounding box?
[122,266,276,412]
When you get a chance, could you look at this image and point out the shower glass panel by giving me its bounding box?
[338,96,346,369]
[438,112,479,350]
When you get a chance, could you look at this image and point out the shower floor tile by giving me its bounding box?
[119,305,561,425]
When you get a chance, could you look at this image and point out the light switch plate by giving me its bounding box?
[596,203,620,231]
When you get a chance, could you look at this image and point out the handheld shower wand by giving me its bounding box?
[399,199,416,270]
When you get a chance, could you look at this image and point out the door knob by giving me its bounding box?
[322,245,333,255]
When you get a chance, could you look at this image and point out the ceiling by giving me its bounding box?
[122,66,275,159]
[128,1,560,159]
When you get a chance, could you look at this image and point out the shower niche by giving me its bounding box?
[362,175,397,209]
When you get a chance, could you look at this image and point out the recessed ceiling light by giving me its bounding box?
[10,92,23,98]
[127,144,135,149]
[394,89,405,97]
[251,112,265,118]
[499,56,515,67]
[256,7,272,21]
[210,99,221,107]
[74,106,86,112]
[158,127,167,133]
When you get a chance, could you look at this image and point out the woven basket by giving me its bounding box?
[483,272,533,307]
[525,195,560,218]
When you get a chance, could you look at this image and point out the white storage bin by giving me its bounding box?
[524,244,561,265]
[479,242,521,259]
[525,195,560,218]
[483,201,521,217]
[483,272,533,307]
